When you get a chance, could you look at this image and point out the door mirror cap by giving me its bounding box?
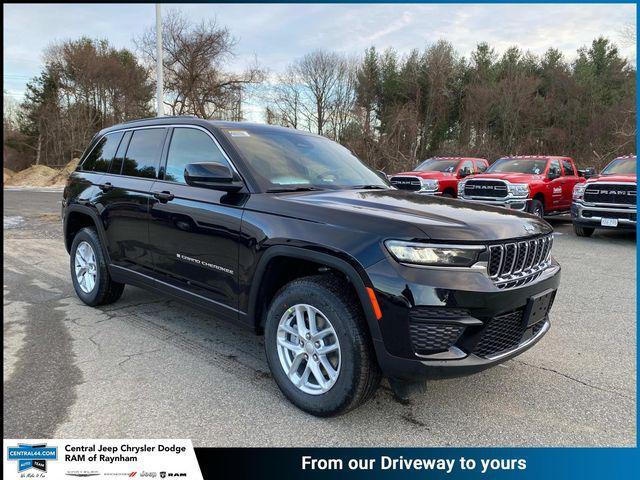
[458,168,471,178]
[184,163,244,192]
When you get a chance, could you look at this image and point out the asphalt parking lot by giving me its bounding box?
[3,188,636,446]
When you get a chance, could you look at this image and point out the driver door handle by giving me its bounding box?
[99,182,113,192]
[153,191,174,203]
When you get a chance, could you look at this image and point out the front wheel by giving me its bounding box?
[264,275,381,416]
[574,223,595,237]
[530,199,544,218]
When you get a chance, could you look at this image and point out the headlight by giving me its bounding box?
[508,183,529,197]
[420,178,439,192]
[385,240,484,267]
[573,183,586,200]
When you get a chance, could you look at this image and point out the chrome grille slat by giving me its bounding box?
[488,234,553,289]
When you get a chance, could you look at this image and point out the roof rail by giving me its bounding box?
[120,115,200,125]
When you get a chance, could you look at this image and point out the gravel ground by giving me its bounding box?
[3,189,636,446]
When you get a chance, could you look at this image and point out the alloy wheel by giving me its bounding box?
[276,304,341,395]
[74,241,97,293]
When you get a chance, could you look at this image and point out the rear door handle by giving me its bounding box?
[99,182,113,192]
[153,191,174,203]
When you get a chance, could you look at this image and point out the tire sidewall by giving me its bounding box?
[70,228,108,306]
[531,200,544,217]
[264,281,362,415]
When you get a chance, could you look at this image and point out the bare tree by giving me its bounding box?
[137,10,263,119]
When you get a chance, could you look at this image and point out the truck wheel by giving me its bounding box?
[573,224,595,237]
[530,199,544,218]
[70,227,125,306]
[264,274,381,416]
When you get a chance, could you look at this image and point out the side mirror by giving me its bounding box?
[578,167,596,179]
[184,163,244,192]
[376,170,388,181]
[547,170,560,180]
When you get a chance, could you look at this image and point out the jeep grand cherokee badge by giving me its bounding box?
[63,117,560,416]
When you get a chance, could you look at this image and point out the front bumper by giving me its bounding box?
[571,201,636,229]
[458,196,531,212]
[365,254,560,381]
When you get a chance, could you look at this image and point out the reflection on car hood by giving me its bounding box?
[279,189,552,242]
[392,171,455,179]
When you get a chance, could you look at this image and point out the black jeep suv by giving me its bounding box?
[63,116,560,416]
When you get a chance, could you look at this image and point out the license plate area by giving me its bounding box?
[601,217,618,227]
[524,289,556,327]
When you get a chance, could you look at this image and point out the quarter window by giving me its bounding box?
[164,128,231,184]
[122,128,167,179]
[81,133,123,173]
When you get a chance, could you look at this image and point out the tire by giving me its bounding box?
[442,192,454,198]
[70,227,125,306]
[264,274,381,416]
[530,199,544,218]
[573,223,595,237]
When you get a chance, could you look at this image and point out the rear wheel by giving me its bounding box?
[530,199,544,218]
[264,274,381,416]
[573,223,595,237]
[70,227,124,306]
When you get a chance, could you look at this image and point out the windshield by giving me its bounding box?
[487,158,547,175]
[415,159,459,173]
[601,157,636,175]
[222,128,389,191]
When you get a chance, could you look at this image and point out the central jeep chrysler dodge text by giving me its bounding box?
[459,155,584,217]
[63,117,560,416]
[390,157,489,197]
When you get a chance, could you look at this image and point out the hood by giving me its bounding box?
[392,171,456,180]
[586,173,636,184]
[465,173,544,183]
[269,189,552,242]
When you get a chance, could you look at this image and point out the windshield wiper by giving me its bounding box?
[266,186,324,193]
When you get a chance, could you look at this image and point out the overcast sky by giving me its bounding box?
[4,3,636,109]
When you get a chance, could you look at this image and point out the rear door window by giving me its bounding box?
[81,132,123,173]
[122,128,167,179]
[109,131,132,175]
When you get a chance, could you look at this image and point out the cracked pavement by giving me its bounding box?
[3,189,636,446]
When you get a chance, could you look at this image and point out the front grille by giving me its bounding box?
[463,180,508,198]
[473,310,527,358]
[584,183,636,206]
[488,235,553,289]
[390,176,422,191]
[582,210,637,221]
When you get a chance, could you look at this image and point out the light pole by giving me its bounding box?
[155,4,164,117]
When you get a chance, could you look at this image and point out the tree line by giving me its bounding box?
[3,10,635,173]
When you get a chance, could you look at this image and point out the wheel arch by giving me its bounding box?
[248,246,382,342]
[64,205,110,261]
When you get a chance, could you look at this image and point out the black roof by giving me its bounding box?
[99,116,317,137]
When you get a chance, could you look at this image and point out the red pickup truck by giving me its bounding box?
[389,157,489,197]
[571,155,636,236]
[458,155,585,217]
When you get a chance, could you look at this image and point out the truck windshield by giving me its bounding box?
[487,158,547,175]
[222,128,389,191]
[601,157,636,175]
[415,159,459,173]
